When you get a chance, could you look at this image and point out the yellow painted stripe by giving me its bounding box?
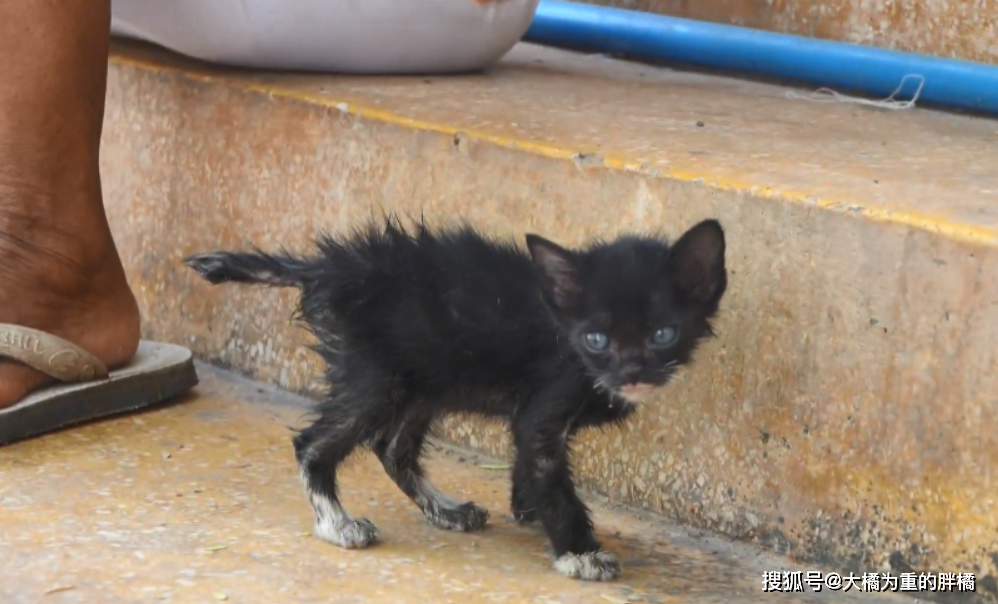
[110,53,998,248]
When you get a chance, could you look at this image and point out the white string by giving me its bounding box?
[785,74,926,111]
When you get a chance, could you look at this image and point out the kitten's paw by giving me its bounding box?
[315,517,379,550]
[426,502,490,532]
[553,550,621,581]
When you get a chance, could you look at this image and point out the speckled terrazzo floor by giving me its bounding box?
[1,364,912,604]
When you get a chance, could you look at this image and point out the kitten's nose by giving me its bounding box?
[620,366,642,384]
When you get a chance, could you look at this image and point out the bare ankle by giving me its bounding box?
[2,183,127,287]
[0,183,141,408]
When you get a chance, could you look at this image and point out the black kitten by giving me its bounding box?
[184,216,727,581]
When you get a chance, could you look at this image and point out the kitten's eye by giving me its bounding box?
[651,326,679,347]
[583,332,610,352]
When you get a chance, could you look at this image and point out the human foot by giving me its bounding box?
[0,0,140,409]
[0,189,141,409]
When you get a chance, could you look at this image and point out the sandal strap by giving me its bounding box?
[0,324,109,382]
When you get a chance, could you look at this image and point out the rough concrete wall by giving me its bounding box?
[99,48,998,603]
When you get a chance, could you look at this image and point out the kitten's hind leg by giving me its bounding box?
[372,414,489,532]
[294,414,378,550]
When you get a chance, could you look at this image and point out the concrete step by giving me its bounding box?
[101,37,998,602]
[580,0,998,65]
[1,363,914,603]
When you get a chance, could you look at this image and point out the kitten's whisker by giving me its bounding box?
[591,376,613,396]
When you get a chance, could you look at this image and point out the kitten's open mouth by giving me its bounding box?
[617,383,655,403]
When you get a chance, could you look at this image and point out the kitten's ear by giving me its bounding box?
[526,234,583,309]
[666,219,727,305]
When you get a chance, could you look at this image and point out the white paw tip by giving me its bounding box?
[315,518,379,550]
[553,551,621,581]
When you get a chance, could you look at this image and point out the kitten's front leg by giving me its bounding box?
[513,398,630,525]
[513,414,620,581]
[510,454,538,524]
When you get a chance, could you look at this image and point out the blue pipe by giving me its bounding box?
[523,0,998,116]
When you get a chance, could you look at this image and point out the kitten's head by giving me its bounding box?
[526,219,727,405]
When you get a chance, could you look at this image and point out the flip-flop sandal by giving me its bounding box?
[0,324,199,446]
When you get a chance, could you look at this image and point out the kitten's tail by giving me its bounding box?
[183,249,312,288]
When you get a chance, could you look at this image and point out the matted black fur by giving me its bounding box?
[183,215,727,581]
